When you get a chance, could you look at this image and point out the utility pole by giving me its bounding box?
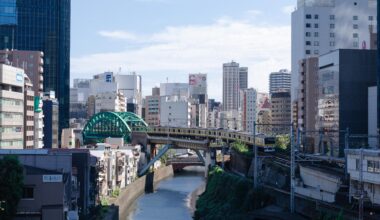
[253,121,258,189]
[359,148,364,220]
[290,125,296,213]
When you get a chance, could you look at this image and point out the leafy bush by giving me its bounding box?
[275,135,291,151]
[194,166,274,220]
[231,141,253,157]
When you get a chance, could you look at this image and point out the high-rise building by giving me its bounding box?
[269,69,291,94]
[189,73,207,103]
[291,0,377,100]
[239,67,248,90]
[0,0,71,132]
[0,64,24,149]
[240,88,257,134]
[223,61,240,111]
[70,79,91,119]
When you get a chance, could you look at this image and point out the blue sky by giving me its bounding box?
[71,0,296,101]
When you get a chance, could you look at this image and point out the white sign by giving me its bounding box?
[43,175,63,183]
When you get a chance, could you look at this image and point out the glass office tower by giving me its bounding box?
[0,0,70,136]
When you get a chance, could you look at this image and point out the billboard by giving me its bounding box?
[189,74,207,95]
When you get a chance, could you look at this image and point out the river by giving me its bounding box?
[126,166,205,220]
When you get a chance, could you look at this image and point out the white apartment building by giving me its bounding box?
[269,69,291,95]
[115,73,143,116]
[160,96,191,128]
[0,64,24,149]
[223,61,240,111]
[95,91,126,113]
[240,88,257,134]
[291,0,377,99]
[346,149,380,205]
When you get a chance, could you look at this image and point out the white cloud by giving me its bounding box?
[282,5,295,15]
[72,18,291,100]
[98,30,138,40]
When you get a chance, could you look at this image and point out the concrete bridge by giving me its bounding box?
[167,157,205,172]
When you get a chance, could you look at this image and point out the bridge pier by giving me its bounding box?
[204,149,217,178]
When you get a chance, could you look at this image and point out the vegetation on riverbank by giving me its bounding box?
[194,166,274,219]
[231,141,253,157]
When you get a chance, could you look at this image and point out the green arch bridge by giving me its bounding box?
[82,112,148,144]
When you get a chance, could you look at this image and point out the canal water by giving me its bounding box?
[126,166,205,220]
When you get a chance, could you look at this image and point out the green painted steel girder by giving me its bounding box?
[82,111,148,144]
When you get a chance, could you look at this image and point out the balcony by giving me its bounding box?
[0,90,23,100]
[0,133,23,140]
[0,118,23,126]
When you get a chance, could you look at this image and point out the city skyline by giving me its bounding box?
[71,0,295,101]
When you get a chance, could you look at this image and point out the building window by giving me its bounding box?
[314,32,319,37]
[330,15,335,20]
[355,159,360,170]
[306,14,312,19]
[369,16,373,21]
[353,15,358,20]
[353,24,358,29]
[353,33,358,38]
[305,50,311,55]
[314,23,319,28]
[314,41,319,46]
[306,23,311,28]
[305,32,311,37]
[367,160,380,173]
[22,187,34,199]
[314,14,319,19]
[330,33,335,38]
[306,41,311,46]
[330,24,335,29]
[314,50,319,55]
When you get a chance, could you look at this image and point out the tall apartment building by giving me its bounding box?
[223,61,240,111]
[271,91,291,134]
[0,0,71,131]
[291,0,377,100]
[0,50,44,97]
[115,73,143,116]
[24,75,34,149]
[43,92,59,149]
[240,88,257,134]
[297,57,319,133]
[239,67,248,90]
[0,64,24,149]
[145,87,161,126]
[269,69,291,94]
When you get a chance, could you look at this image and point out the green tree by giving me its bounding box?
[0,155,24,219]
[275,135,291,150]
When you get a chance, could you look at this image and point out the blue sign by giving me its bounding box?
[105,74,112,83]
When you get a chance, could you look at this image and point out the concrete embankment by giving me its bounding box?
[111,165,174,219]
[189,183,206,215]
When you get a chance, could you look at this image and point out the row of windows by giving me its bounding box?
[0,112,23,120]
[0,98,23,106]
[0,140,23,147]
[0,126,22,133]
[306,14,374,21]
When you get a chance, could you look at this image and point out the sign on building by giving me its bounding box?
[43,175,63,183]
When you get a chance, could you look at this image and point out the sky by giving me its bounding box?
[71,0,296,101]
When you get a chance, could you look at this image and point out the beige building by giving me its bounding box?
[95,91,126,113]
[145,87,161,126]
[271,91,291,134]
[24,75,34,149]
[0,64,24,149]
[297,57,318,132]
